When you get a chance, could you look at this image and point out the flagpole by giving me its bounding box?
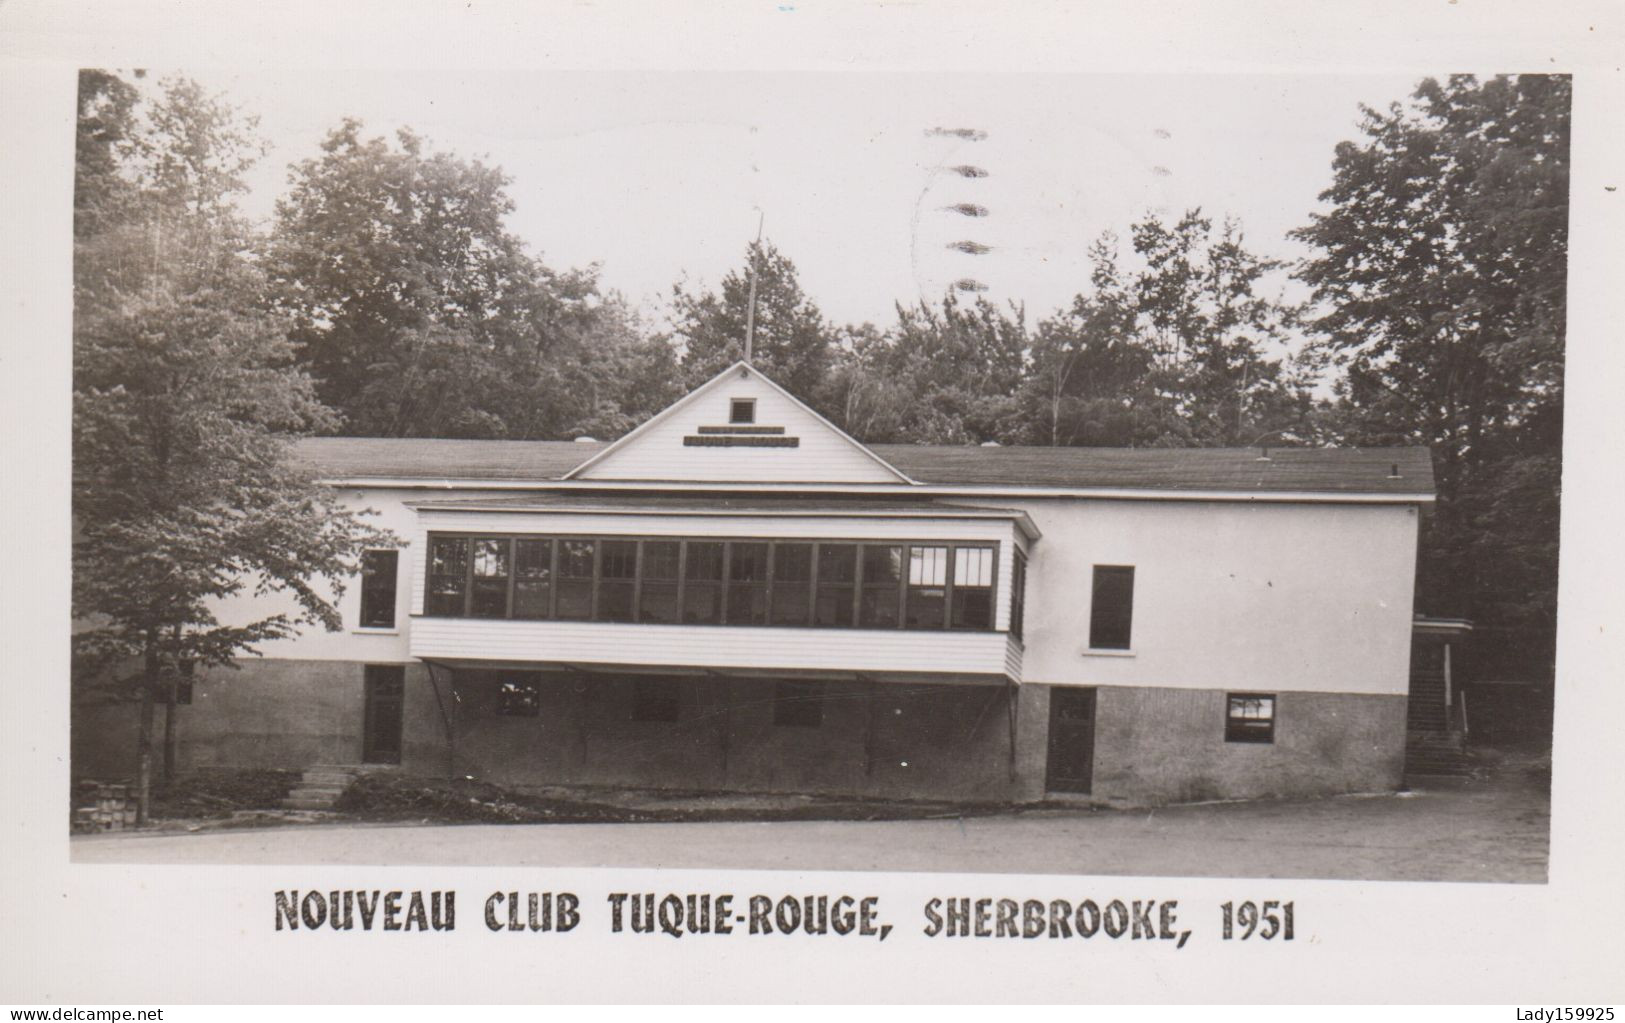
[743,209,764,364]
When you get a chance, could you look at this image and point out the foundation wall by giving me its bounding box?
[73,659,1404,807]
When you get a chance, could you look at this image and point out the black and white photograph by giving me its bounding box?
[3,0,1622,1007]
[62,64,1564,881]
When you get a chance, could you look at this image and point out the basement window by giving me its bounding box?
[1225,693,1276,744]
[729,398,756,424]
[772,680,824,728]
[497,679,541,718]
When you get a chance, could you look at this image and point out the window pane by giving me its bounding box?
[556,539,595,620]
[426,537,468,617]
[728,542,770,625]
[640,541,681,624]
[1011,551,1027,641]
[469,538,511,618]
[814,543,857,627]
[598,540,637,622]
[513,539,552,619]
[950,546,994,630]
[360,549,398,628]
[859,545,902,628]
[905,545,949,629]
[1089,565,1135,649]
[683,541,725,624]
[1225,694,1276,743]
[770,543,813,626]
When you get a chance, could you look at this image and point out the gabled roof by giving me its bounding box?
[564,361,914,484]
[292,436,1435,497]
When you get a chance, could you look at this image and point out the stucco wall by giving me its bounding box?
[1007,498,1419,696]
[204,487,1419,702]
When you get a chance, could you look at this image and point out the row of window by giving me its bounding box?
[359,543,1131,652]
[423,535,1003,632]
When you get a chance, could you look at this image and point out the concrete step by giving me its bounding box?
[282,797,340,811]
[286,785,347,800]
[300,772,359,787]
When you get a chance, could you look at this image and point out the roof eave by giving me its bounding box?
[323,475,1434,504]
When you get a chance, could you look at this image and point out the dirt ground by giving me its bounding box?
[71,751,1550,882]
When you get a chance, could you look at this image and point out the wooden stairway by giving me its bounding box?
[1404,669,1474,778]
[1404,730,1474,778]
[1406,670,1450,731]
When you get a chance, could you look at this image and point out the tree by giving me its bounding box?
[72,73,393,818]
[1128,210,1311,447]
[269,121,649,440]
[1293,74,1569,676]
[1012,218,1311,449]
[882,293,1030,444]
[673,240,836,402]
[1021,232,1149,447]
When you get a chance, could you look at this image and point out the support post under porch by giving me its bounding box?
[423,660,457,783]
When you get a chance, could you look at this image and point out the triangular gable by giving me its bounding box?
[567,362,915,484]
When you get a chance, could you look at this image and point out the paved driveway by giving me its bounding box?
[72,768,1549,882]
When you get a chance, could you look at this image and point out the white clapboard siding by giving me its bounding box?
[570,365,907,484]
[410,617,1019,681]
[409,509,1024,632]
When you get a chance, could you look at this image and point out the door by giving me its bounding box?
[1046,687,1096,793]
[363,665,405,765]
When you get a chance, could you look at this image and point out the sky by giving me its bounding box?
[179,69,1426,330]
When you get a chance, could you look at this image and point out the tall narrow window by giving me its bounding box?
[951,545,995,630]
[639,541,682,624]
[905,545,950,629]
[683,541,725,624]
[814,543,858,627]
[729,398,756,424]
[859,545,903,628]
[727,542,770,625]
[513,538,553,619]
[426,537,468,617]
[359,549,398,628]
[470,539,511,618]
[598,540,637,622]
[556,539,595,620]
[1010,549,1028,642]
[770,543,814,626]
[1089,565,1135,650]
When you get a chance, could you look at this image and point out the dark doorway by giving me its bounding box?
[1045,687,1097,793]
[363,665,406,764]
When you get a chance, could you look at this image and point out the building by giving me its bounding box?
[72,362,1436,807]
